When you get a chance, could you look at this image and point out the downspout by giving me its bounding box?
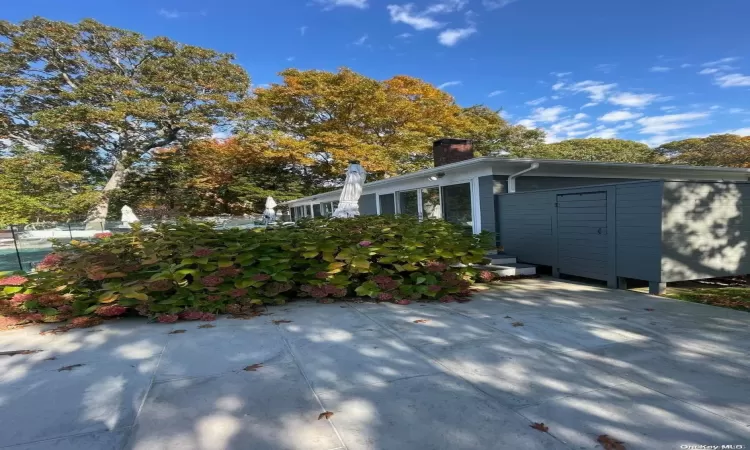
[507,162,540,193]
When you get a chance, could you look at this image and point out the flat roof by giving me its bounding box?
[284,157,750,205]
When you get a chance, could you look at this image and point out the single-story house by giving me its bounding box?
[284,139,750,293]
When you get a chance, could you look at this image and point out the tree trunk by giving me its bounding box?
[84,159,127,229]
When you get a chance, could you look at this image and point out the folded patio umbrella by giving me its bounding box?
[263,196,277,222]
[333,160,367,218]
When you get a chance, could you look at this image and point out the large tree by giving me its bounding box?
[114,136,308,217]
[0,17,250,226]
[657,134,750,168]
[516,138,661,163]
[248,68,537,183]
[0,148,98,225]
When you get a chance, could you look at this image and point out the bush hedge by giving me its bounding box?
[0,216,495,325]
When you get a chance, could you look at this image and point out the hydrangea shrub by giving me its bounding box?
[0,216,494,324]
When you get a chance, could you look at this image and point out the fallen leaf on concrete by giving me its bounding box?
[58,364,84,372]
[597,434,626,450]
[45,356,57,361]
[504,315,512,319]
[272,320,292,325]
[530,422,549,432]
[413,319,429,324]
[317,411,334,420]
[0,349,42,357]
[198,324,215,329]
[456,298,471,303]
[511,322,524,327]
[243,363,263,372]
[644,308,654,312]
[169,329,186,334]
[619,317,628,320]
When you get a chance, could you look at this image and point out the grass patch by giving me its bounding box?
[661,287,750,312]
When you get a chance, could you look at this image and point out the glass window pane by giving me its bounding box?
[313,204,321,217]
[442,183,473,229]
[398,190,419,217]
[421,187,442,219]
[379,194,395,215]
[305,205,311,217]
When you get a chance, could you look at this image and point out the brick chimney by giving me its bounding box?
[432,138,474,167]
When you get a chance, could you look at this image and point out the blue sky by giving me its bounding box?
[5,0,750,146]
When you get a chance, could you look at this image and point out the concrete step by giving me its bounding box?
[488,255,517,265]
[490,263,537,277]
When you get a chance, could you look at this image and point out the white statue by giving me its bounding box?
[333,161,367,218]
[121,205,140,228]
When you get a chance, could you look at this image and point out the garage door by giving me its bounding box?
[556,191,609,281]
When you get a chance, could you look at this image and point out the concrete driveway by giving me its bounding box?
[1,278,748,450]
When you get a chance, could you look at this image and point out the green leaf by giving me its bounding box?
[3,286,23,294]
[301,251,319,259]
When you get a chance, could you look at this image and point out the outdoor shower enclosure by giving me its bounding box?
[496,180,750,293]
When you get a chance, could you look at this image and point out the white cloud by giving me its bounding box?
[300,26,308,36]
[729,108,746,114]
[637,112,709,134]
[598,110,643,122]
[317,0,368,9]
[702,57,740,67]
[517,119,536,128]
[387,1,466,30]
[396,32,412,38]
[680,63,692,68]
[581,102,598,109]
[726,127,750,136]
[551,82,565,91]
[587,128,618,139]
[709,105,722,111]
[699,68,719,75]
[158,9,185,19]
[608,92,659,108]
[353,34,369,45]
[488,90,505,97]
[437,80,462,89]
[387,5,442,29]
[565,80,617,103]
[529,106,567,123]
[525,96,548,106]
[650,66,671,72]
[574,113,588,120]
[550,72,572,77]
[616,122,634,130]
[595,63,616,73]
[715,73,750,88]
[482,0,518,9]
[438,26,477,46]
[660,105,677,112]
[286,56,295,62]
[424,0,468,14]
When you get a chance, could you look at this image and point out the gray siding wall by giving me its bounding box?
[515,176,638,192]
[497,191,556,266]
[615,181,663,281]
[661,181,750,282]
[359,193,377,216]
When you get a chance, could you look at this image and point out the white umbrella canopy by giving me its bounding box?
[263,196,277,222]
[333,161,367,218]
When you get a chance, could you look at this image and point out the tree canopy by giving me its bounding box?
[518,138,662,163]
[656,134,750,168]
[249,68,536,182]
[0,148,98,225]
[0,17,250,224]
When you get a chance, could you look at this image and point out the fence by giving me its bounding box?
[0,217,268,272]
